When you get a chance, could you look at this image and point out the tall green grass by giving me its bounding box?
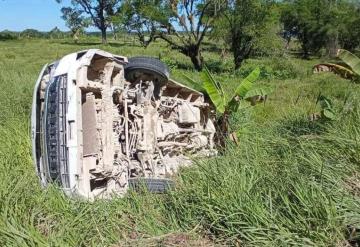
[0,39,360,246]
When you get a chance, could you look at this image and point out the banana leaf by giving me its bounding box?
[244,86,273,99]
[322,108,336,120]
[201,66,226,113]
[227,67,260,113]
[244,86,273,105]
[337,49,360,76]
[181,73,205,93]
[318,95,332,109]
[313,63,355,79]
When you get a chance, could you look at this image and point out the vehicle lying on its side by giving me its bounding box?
[31,49,216,199]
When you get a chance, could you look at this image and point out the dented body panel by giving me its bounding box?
[31,49,216,199]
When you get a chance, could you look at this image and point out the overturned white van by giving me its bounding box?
[31,49,216,199]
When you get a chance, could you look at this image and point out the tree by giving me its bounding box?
[61,8,90,42]
[281,0,327,58]
[123,0,225,71]
[49,27,64,39]
[56,0,121,44]
[280,0,360,58]
[338,3,360,52]
[162,0,226,71]
[212,0,272,69]
[117,0,162,47]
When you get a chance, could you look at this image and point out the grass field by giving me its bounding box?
[1,38,360,246]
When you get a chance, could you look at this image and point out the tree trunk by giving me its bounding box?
[233,46,249,70]
[183,46,202,70]
[301,45,309,59]
[326,33,339,58]
[178,45,203,71]
[111,25,117,40]
[190,53,203,71]
[300,33,310,59]
[234,53,245,70]
[73,33,79,44]
[285,36,291,50]
[232,35,251,70]
[101,27,107,44]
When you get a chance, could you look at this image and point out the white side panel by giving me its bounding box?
[64,57,81,194]
[31,63,48,186]
[54,53,78,76]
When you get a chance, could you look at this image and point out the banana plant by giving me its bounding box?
[313,49,360,81]
[309,94,336,121]
[318,95,336,120]
[337,49,360,78]
[313,63,355,79]
[201,66,261,115]
[244,86,273,106]
[184,66,272,145]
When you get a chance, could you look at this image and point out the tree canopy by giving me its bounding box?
[54,0,360,70]
[281,0,360,58]
[56,0,122,44]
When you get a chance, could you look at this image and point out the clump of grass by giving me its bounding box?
[162,102,360,245]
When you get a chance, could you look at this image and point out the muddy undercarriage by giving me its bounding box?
[32,50,216,199]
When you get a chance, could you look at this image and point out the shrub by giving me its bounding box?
[0,30,17,41]
[20,29,44,39]
[236,57,306,80]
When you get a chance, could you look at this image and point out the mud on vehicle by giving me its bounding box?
[31,49,217,199]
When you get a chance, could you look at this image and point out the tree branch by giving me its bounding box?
[77,0,99,27]
[196,0,212,37]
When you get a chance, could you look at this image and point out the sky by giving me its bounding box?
[0,0,77,32]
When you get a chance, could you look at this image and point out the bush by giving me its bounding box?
[236,57,307,80]
[0,30,17,41]
[204,58,233,73]
[20,29,44,39]
[251,22,284,58]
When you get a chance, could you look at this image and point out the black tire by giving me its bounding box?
[128,178,174,193]
[124,56,169,85]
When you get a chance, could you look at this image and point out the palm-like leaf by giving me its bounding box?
[232,67,260,98]
[201,66,226,113]
[181,73,205,93]
[227,67,260,112]
[337,49,360,76]
[244,86,273,99]
[313,63,355,79]
[244,86,273,105]
[317,95,336,120]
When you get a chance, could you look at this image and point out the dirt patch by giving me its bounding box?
[345,172,360,197]
[114,232,219,247]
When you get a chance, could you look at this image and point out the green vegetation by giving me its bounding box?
[211,0,273,69]
[60,7,91,42]
[56,0,122,44]
[51,0,360,71]
[338,49,360,78]
[281,0,360,58]
[185,66,269,144]
[0,38,360,246]
[1,0,360,246]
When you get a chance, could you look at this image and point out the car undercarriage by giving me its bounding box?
[31,49,216,199]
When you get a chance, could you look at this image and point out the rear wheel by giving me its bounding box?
[124,56,169,86]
